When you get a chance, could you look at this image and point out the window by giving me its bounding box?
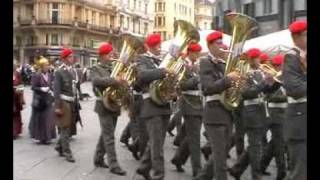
[145,4,148,14]
[144,23,148,35]
[243,3,255,17]
[134,0,136,9]
[163,2,165,11]
[127,17,130,29]
[163,31,167,40]
[52,3,59,10]
[51,34,58,45]
[16,36,21,46]
[263,0,272,14]
[92,12,96,24]
[155,3,157,12]
[139,1,141,10]
[45,34,49,45]
[204,22,207,30]
[174,3,176,12]
[158,16,162,26]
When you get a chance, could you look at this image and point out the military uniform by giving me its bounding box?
[233,68,280,180]
[260,85,287,179]
[91,61,125,174]
[196,54,233,180]
[282,47,307,180]
[53,63,78,162]
[135,52,171,180]
[171,58,203,176]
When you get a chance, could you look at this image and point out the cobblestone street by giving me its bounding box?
[14,82,278,180]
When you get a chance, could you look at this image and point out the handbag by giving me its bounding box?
[32,93,47,111]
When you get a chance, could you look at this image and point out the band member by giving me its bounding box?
[29,57,56,144]
[260,54,287,180]
[170,42,203,176]
[53,48,78,162]
[91,43,126,175]
[13,61,25,139]
[282,20,307,180]
[229,48,279,180]
[259,53,271,65]
[135,33,171,180]
[194,31,240,180]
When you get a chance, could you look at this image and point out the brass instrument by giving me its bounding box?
[101,33,144,111]
[220,13,259,110]
[149,20,200,105]
[259,63,282,83]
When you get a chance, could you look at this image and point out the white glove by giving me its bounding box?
[40,87,50,92]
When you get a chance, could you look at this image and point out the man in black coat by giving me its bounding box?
[260,54,287,180]
[91,43,126,176]
[194,31,240,180]
[282,20,307,180]
[170,42,203,176]
[53,48,77,163]
[135,33,172,180]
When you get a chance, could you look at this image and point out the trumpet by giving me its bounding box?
[259,64,282,83]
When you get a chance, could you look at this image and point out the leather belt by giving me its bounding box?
[182,90,201,96]
[60,94,75,102]
[268,102,288,108]
[142,93,151,99]
[243,97,263,106]
[205,94,221,102]
[133,90,143,95]
[287,97,307,104]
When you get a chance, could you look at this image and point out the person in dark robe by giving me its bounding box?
[29,57,56,144]
[13,60,25,139]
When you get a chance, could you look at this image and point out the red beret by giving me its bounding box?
[145,33,161,47]
[206,31,223,44]
[272,54,284,66]
[60,48,73,59]
[99,43,113,55]
[187,42,202,52]
[246,48,261,59]
[259,53,269,62]
[289,20,307,34]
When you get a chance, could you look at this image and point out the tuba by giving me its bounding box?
[101,33,144,111]
[220,13,259,110]
[149,20,200,105]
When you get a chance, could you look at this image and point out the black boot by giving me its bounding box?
[228,168,241,180]
[128,143,140,160]
[54,146,63,157]
[94,161,109,168]
[262,171,271,176]
[110,167,126,176]
[65,154,75,163]
[136,168,151,180]
[171,159,185,172]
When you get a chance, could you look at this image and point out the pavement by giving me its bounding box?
[14,82,278,180]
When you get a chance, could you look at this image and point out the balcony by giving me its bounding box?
[15,17,121,35]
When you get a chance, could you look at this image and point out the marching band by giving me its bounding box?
[13,13,307,180]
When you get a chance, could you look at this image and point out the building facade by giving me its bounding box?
[194,0,214,30]
[213,0,307,36]
[117,0,154,36]
[13,0,154,67]
[153,0,195,41]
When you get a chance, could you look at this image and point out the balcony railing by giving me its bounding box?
[16,17,121,35]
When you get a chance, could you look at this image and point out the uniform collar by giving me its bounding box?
[208,52,224,64]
